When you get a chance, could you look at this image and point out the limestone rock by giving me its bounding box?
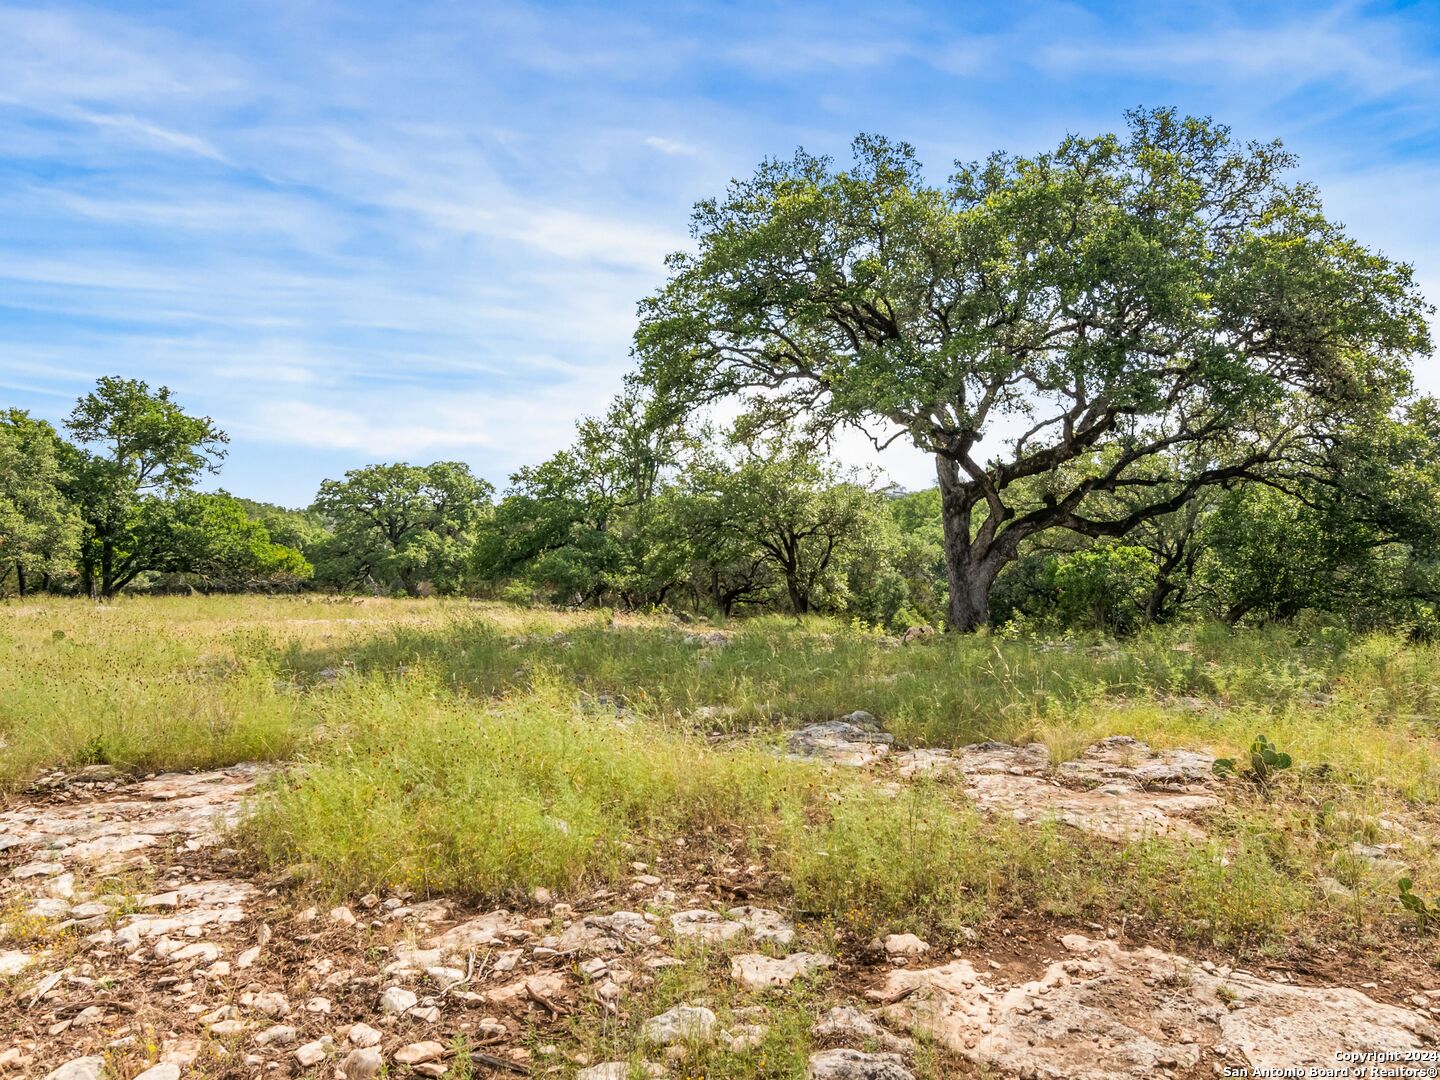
[133,1066,181,1080]
[348,1022,382,1047]
[380,985,418,1014]
[875,936,1438,1079]
[557,911,655,954]
[729,906,796,945]
[251,991,290,1017]
[669,908,743,943]
[882,934,930,958]
[44,1057,105,1080]
[641,1004,719,1045]
[342,1047,383,1080]
[394,1041,445,1065]
[294,1041,327,1066]
[807,1049,915,1080]
[812,1005,912,1052]
[429,910,525,953]
[730,952,833,990]
[788,719,894,766]
[254,1024,299,1047]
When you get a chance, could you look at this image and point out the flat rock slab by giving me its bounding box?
[428,910,531,955]
[730,951,833,990]
[895,737,1220,839]
[670,906,795,946]
[963,773,1218,840]
[871,935,1436,1079]
[788,716,895,767]
[0,765,264,874]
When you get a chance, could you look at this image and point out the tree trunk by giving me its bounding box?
[936,454,1005,633]
[15,563,26,597]
[101,539,116,599]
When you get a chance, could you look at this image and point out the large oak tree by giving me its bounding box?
[636,110,1432,630]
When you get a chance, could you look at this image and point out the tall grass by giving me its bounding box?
[0,601,304,784]
[241,672,814,899]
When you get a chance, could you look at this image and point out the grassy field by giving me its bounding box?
[4,595,1440,962]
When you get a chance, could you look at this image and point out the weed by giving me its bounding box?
[1398,878,1440,933]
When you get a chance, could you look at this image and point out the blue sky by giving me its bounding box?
[2,0,1438,506]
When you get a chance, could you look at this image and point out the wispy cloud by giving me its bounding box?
[69,109,230,161]
[645,135,699,157]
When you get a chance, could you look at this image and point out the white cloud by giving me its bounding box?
[69,109,230,161]
[0,5,240,107]
[645,135,699,156]
[1037,10,1434,98]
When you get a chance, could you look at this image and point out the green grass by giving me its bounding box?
[240,672,815,899]
[4,594,1440,961]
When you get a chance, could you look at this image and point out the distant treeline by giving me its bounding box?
[3,375,1439,638]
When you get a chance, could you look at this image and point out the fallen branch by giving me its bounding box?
[467,1050,530,1076]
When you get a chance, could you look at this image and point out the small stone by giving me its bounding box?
[380,985,418,1014]
[162,1036,202,1064]
[723,1023,768,1051]
[330,905,357,926]
[294,1041,327,1066]
[252,991,290,1017]
[306,996,332,1013]
[254,1023,299,1047]
[348,1022,382,1047]
[730,952,833,990]
[494,948,522,972]
[44,1055,105,1080]
[641,1005,719,1045]
[236,945,261,968]
[134,1065,182,1080]
[807,1049,915,1080]
[342,1047,383,1080]
[883,934,931,958]
[71,1005,106,1028]
[395,1041,445,1065]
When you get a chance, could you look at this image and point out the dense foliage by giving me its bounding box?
[3,111,1437,633]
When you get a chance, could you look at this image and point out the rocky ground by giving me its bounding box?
[4,724,1439,1080]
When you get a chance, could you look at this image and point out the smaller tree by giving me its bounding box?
[64,377,227,597]
[682,431,885,615]
[312,462,493,594]
[474,388,690,607]
[136,493,312,592]
[0,411,82,595]
[1050,543,1158,635]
